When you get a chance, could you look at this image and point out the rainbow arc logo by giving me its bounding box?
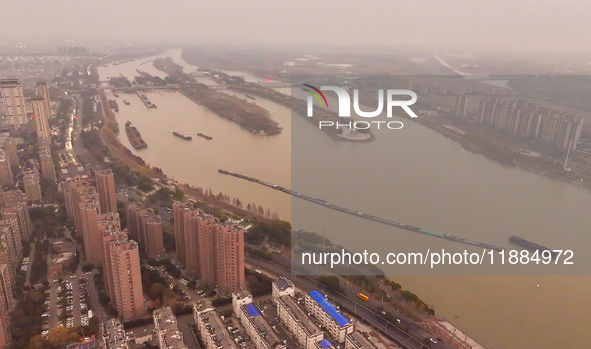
[302,84,328,108]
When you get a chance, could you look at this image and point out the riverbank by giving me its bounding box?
[403,112,591,191]
[229,84,376,142]
[98,90,280,222]
[99,91,163,178]
[150,57,282,135]
[179,86,282,135]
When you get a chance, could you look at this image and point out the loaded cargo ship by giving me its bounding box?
[196,133,213,140]
[173,131,192,140]
[108,100,119,112]
[509,235,556,256]
[125,121,147,149]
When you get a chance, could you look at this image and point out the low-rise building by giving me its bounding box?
[100,319,129,349]
[232,290,286,349]
[271,277,294,302]
[304,291,353,343]
[153,307,187,349]
[48,252,76,278]
[239,303,286,349]
[345,332,377,349]
[193,301,237,349]
[232,289,253,318]
[275,294,323,349]
[315,340,335,349]
[51,238,77,254]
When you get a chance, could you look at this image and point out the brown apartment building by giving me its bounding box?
[173,202,245,295]
[95,169,117,214]
[109,239,146,320]
[125,202,164,257]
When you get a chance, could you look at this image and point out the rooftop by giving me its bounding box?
[242,304,284,348]
[348,332,376,349]
[153,307,187,349]
[309,291,351,327]
[279,295,321,335]
[233,289,252,300]
[102,319,129,349]
[274,277,293,292]
[317,340,335,349]
[199,308,237,349]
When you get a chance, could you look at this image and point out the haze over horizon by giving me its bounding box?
[2,0,591,54]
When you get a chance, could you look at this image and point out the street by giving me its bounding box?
[246,253,451,349]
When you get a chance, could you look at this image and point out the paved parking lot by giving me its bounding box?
[41,275,92,335]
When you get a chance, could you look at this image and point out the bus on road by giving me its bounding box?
[357,293,369,301]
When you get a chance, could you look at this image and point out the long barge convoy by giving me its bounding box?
[509,236,556,256]
[218,169,504,251]
[136,91,157,109]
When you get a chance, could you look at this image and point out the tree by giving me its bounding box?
[317,276,343,293]
[173,189,184,201]
[187,280,197,289]
[27,335,48,349]
[148,283,165,301]
[46,327,80,347]
[98,291,110,305]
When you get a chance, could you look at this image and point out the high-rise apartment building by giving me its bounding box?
[0,151,12,187]
[79,198,102,265]
[23,170,42,202]
[213,222,245,295]
[139,211,164,257]
[62,175,91,229]
[63,177,105,264]
[173,202,244,295]
[172,201,192,267]
[1,190,31,240]
[0,265,13,315]
[35,81,53,119]
[39,144,56,182]
[182,209,214,278]
[2,138,18,169]
[95,169,117,214]
[0,220,22,281]
[109,239,145,320]
[100,219,125,302]
[0,79,27,128]
[0,312,9,348]
[125,202,163,257]
[477,97,585,150]
[30,96,51,141]
[125,202,148,243]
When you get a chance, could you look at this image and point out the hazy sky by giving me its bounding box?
[2,0,591,53]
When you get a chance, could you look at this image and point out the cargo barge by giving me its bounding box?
[136,92,157,109]
[509,236,556,256]
[173,131,192,140]
[108,100,119,112]
[218,169,505,251]
[125,121,147,149]
[196,133,213,140]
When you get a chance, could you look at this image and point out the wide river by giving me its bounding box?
[98,49,591,349]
